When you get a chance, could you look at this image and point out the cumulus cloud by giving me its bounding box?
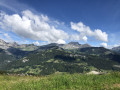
[82,36,87,42]
[3,33,12,41]
[0,10,109,45]
[33,41,40,46]
[94,29,108,42]
[100,43,107,48]
[70,34,88,42]
[0,10,69,43]
[70,22,108,42]
[71,22,91,32]
[56,39,66,44]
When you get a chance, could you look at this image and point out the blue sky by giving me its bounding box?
[0,0,120,48]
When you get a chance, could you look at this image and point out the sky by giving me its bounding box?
[0,0,120,48]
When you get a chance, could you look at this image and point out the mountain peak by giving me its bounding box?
[0,39,6,44]
[82,43,91,47]
[68,42,80,45]
[112,46,120,53]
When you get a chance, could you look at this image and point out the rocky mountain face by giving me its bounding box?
[61,42,91,49]
[0,39,91,52]
[0,39,21,49]
[0,39,9,49]
[36,42,91,51]
[0,39,38,51]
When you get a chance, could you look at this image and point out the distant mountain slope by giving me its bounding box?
[4,45,120,75]
[112,46,120,53]
[78,47,113,55]
[61,42,91,49]
[0,39,37,70]
[0,48,15,69]
[0,47,33,70]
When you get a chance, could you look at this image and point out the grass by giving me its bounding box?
[0,72,120,90]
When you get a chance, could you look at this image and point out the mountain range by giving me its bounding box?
[0,39,120,75]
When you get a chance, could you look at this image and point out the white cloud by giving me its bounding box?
[70,22,108,42]
[107,44,120,49]
[0,10,109,44]
[0,10,69,43]
[112,44,120,47]
[3,33,12,41]
[70,34,81,41]
[0,33,14,42]
[71,22,91,32]
[70,34,88,42]
[0,0,33,13]
[54,20,60,25]
[56,39,66,44]
[94,29,108,42]
[0,1,17,12]
[82,36,87,42]
[33,41,40,46]
[100,43,107,48]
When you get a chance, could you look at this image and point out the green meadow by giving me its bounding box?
[0,72,120,90]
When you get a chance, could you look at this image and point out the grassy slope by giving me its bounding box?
[0,72,120,90]
[5,47,120,75]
